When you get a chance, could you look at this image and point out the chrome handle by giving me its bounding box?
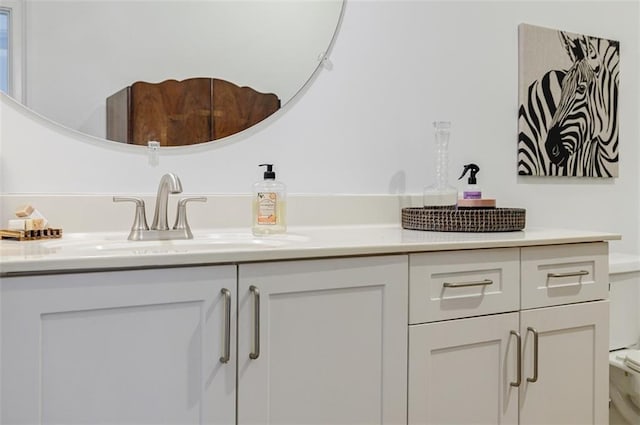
[547,270,589,278]
[510,330,522,387]
[113,196,149,239]
[219,288,231,364]
[249,285,260,360]
[527,327,539,383]
[443,279,493,288]
[173,197,207,237]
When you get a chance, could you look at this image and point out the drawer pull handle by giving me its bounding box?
[547,270,589,278]
[249,285,260,360]
[443,279,493,288]
[510,330,522,387]
[219,288,231,364]
[527,327,539,383]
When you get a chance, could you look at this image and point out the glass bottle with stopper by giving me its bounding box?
[423,121,457,208]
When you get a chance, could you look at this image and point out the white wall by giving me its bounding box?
[1,0,639,255]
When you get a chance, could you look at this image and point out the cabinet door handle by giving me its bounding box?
[249,285,260,360]
[219,288,231,364]
[443,279,493,288]
[527,327,539,383]
[510,330,522,387]
[547,270,589,278]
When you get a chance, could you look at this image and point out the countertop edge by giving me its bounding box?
[0,227,622,276]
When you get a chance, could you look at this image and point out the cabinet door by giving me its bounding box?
[519,300,609,425]
[409,313,520,425]
[1,266,236,425]
[238,255,408,425]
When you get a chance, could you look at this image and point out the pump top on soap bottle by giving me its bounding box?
[459,163,481,199]
[252,163,287,235]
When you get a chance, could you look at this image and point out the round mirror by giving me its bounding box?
[6,0,343,146]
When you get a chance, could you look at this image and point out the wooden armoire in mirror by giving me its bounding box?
[106,78,280,146]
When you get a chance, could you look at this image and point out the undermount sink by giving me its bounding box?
[41,231,308,254]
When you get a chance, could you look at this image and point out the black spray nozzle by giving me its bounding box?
[259,163,276,179]
[458,163,480,184]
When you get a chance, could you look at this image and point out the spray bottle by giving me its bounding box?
[458,163,481,200]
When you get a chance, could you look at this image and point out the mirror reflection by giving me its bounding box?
[4,0,343,146]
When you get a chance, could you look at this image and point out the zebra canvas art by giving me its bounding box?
[518,24,620,177]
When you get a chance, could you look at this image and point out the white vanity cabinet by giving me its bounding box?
[408,242,610,425]
[0,231,614,425]
[1,255,408,425]
[237,255,408,425]
[1,266,237,425]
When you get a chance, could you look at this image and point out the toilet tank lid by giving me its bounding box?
[610,253,640,275]
[626,350,640,372]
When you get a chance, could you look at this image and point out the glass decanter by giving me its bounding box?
[423,121,457,207]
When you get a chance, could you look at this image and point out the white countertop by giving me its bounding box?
[0,225,621,276]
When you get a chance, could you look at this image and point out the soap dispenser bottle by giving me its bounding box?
[458,163,481,199]
[252,163,287,235]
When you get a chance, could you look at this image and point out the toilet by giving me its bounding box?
[609,349,640,424]
[609,253,640,425]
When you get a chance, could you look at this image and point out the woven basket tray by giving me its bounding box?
[402,207,526,232]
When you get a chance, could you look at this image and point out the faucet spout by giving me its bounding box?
[150,173,183,230]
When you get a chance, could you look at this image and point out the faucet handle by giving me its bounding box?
[113,197,149,239]
[173,197,207,238]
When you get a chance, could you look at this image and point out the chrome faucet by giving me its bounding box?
[114,173,206,241]
[150,173,183,231]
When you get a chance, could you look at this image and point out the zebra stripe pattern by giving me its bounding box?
[518,30,619,177]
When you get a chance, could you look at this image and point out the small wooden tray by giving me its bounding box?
[402,207,526,232]
[0,228,63,241]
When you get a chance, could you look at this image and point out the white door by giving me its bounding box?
[1,266,236,425]
[409,312,520,425]
[238,255,408,425]
[519,300,609,425]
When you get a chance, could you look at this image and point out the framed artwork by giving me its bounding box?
[518,23,620,177]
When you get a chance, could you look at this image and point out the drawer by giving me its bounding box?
[409,248,520,324]
[521,242,608,309]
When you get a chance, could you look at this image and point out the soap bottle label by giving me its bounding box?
[257,192,277,225]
